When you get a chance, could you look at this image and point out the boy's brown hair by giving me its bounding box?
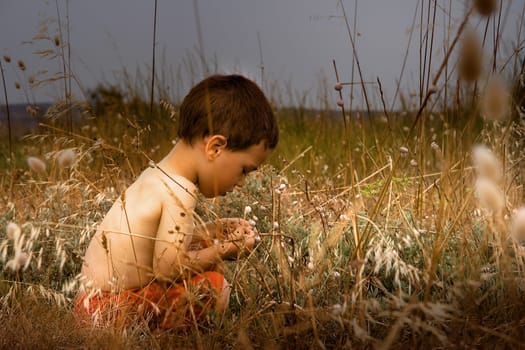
[178,74,279,151]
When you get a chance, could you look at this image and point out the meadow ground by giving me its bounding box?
[2,1,525,349]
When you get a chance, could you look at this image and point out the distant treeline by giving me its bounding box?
[0,103,52,137]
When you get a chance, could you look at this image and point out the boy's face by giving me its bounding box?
[199,140,271,198]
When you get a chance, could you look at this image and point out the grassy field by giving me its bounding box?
[2,1,525,349]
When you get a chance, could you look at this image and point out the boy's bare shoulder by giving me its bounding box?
[129,167,198,209]
[126,168,164,198]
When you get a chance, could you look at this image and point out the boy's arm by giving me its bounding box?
[192,218,253,245]
[153,204,254,281]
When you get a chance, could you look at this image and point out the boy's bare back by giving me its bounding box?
[81,166,198,292]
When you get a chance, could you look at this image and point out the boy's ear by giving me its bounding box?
[204,135,227,160]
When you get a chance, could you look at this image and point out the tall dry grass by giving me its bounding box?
[1,0,525,348]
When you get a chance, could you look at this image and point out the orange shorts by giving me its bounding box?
[74,271,226,329]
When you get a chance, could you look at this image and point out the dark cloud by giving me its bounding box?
[1,1,523,108]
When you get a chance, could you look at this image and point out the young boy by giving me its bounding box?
[75,74,279,328]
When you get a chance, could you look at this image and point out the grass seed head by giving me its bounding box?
[6,222,21,242]
[27,156,47,173]
[56,148,76,168]
[511,207,525,241]
[6,251,29,272]
[458,29,482,82]
[481,77,509,121]
[472,144,502,182]
[17,60,26,71]
[475,177,504,215]
[3,55,11,63]
[474,0,497,16]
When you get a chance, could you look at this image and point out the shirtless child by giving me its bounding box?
[75,74,279,328]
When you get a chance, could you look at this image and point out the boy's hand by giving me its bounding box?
[229,225,256,254]
[218,218,253,237]
[218,218,257,260]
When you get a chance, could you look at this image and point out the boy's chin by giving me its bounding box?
[202,190,229,198]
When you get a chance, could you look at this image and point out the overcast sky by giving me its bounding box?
[1,0,524,109]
